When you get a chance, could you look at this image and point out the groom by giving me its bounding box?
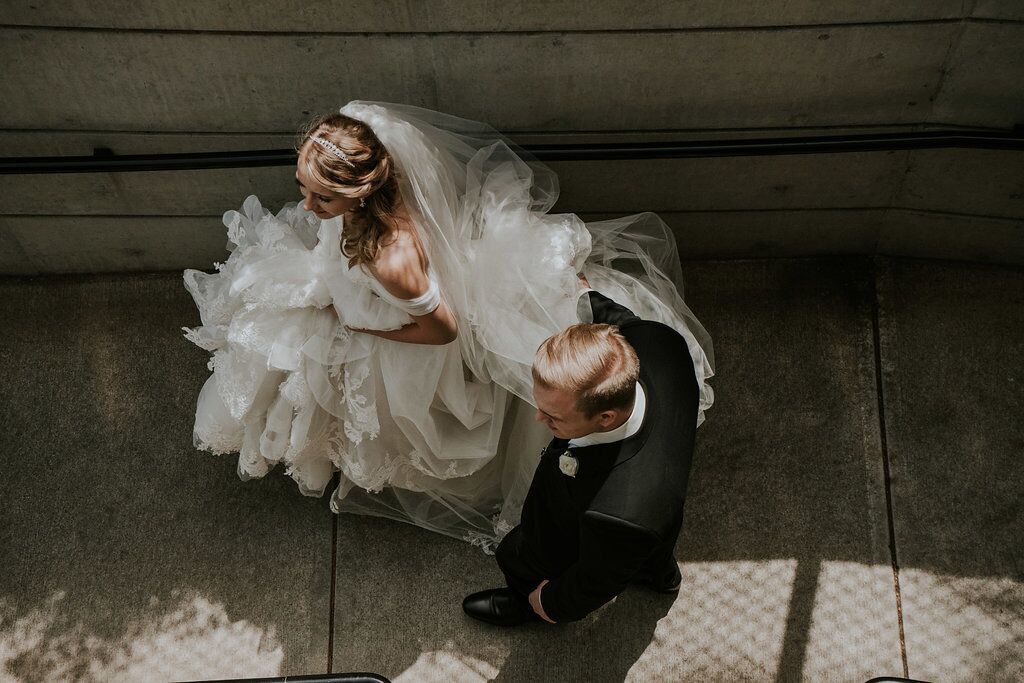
[462,285,701,625]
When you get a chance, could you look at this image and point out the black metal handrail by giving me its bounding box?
[195,674,390,683]
[1,130,1022,174]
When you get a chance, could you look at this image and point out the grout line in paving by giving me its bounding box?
[870,257,909,678]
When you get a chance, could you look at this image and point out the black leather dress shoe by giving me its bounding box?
[462,588,538,626]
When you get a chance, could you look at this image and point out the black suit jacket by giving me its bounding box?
[504,290,700,622]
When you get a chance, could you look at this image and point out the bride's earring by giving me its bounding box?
[359,197,366,208]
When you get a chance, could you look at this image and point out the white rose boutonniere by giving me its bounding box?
[558,452,579,477]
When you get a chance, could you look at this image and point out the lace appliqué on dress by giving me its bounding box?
[339,362,379,445]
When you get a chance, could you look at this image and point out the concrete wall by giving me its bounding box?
[1,3,1022,273]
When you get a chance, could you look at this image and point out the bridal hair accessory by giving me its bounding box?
[312,136,353,166]
[558,451,578,477]
[359,197,366,208]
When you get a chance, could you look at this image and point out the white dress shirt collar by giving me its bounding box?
[568,382,647,448]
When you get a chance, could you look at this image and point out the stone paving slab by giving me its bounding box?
[330,259,903,681]
[0,274,334,680]
[876,258,1024,682]
[4,258,1021,681]
[670,259,902,681]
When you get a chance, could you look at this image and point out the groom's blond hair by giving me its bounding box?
[533,323,639,417]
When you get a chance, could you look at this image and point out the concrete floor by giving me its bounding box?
[0,257,1021,682]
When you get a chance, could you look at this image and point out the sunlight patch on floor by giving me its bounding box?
[627,559,797,681]
[393,642,501,683]
[901,568,1024,682]
[0,590,282,682]
[801,560,902,679]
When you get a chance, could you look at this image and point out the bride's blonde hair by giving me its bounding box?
[297,113,404,267]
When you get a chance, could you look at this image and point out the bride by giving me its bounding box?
[183,101,714,551]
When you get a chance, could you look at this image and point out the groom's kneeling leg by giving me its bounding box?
[461,527,543,626]
[495,526,548,597]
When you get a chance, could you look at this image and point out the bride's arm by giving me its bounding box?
[350,244,458,346]
[352,302,458,345]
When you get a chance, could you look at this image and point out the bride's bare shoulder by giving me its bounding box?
[370,227,429,300]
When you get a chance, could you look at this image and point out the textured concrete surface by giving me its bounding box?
[877,259,1024,682]
[1,152,907,216]
[897,149,1024,219]
[0,166,297,216]
[974,2,1024,20]
[0,131,297,157]
[650,209,887,260]
[330,259,903,682]
[1,257,1022,681]
[930,21,1024,129]
[0,274,334,680]
[0,126,942,158]
[0,216,230,275]
[0,25,965,132]
[7,146,1023,222]
[2,4,1015,136]
[669,259,901,681]
[4,145,1024,274]
[0,1,970,32]
[606,208,1024,267]
[3,8,1020,277]
[877,210,1024,266]
[554,153,907,213]
[6,208,1024,276]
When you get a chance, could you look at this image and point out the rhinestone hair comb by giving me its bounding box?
[311,136,353,166]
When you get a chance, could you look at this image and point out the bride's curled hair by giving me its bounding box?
[297,113,403,267]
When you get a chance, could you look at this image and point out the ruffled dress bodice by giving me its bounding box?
[183,197,571,546]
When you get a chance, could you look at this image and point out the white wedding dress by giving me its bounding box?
[183,101,714,551]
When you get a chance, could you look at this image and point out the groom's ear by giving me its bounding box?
[596,409,619,429]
